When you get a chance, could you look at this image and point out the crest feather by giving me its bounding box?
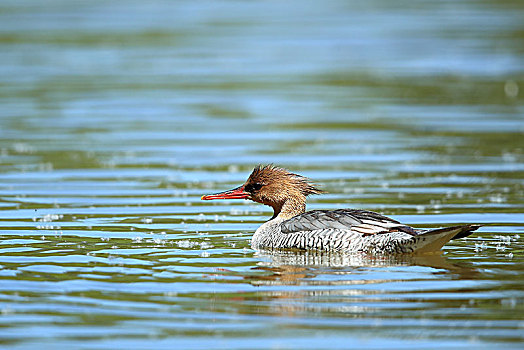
[247,164,323,196]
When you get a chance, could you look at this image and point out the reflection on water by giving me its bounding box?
[0,0,523,349]
[256,249,472,270]
[253,250,480,285]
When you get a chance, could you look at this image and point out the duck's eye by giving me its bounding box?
[245,182,263,193]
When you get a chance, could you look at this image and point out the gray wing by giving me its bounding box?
[281,209,418,237]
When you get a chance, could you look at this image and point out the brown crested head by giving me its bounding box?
[242,164,323,207]
[201,164,323,218]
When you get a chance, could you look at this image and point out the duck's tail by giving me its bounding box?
[412,224,481,253]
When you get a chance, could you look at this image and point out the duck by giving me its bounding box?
[201,165,480,254]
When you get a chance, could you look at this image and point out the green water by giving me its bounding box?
[0,1,523,349]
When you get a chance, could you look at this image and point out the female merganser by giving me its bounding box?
[201,165,480,254]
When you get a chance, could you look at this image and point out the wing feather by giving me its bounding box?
[281,209,417,238]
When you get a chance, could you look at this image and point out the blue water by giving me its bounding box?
[0,0,523,349]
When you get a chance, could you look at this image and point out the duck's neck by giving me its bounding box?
[270,197,306,220]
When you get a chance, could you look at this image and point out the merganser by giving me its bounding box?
[201,165,480,254]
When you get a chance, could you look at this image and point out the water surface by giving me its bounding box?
[0,0,523,349]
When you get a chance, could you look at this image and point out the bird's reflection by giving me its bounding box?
[240,250,484,320]
[251,249,479,286]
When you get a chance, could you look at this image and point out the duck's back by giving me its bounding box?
[251,209,479,254]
